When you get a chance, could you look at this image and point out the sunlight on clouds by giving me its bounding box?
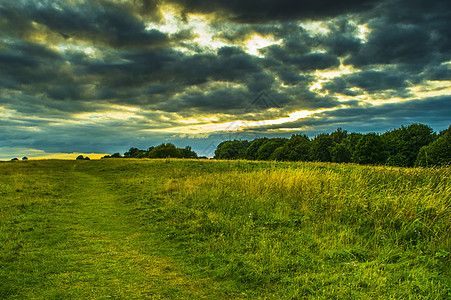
[55,43,100,58]
[0,106,17,118]
[302,21,330,36]
[309,80,329,97]
[361,81,451,107]
[146,11,180,34]
[276,128,308,131]
[314,65,355,79]
[336,95,351,102]
[144,108,334,135]
[411,81,451,98]
[178,116,220,124]
[145,9,229,51]
[357,24,370,42]
[73,111,143,122]
[245,35,282,57]
[309,81,324,91]
[190,15,227,50]
[108,104,140,112]
[71,104,144,123]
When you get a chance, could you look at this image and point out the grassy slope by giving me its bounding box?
[0,159,450,299]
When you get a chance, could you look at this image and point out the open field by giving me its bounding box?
[1,159,450,299]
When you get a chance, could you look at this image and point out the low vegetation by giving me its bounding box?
[1,159,450,299]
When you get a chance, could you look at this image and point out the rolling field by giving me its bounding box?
[0,159,450,299]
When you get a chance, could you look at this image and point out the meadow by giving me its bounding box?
[0,159,450,299]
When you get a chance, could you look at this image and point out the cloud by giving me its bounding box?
[250,96,451,134]
[322,71,411,98]
[0,1,170,48]
[1,0,450,158]
[167,0,376,23]
[0,40,65,89]
[345,23,432,69]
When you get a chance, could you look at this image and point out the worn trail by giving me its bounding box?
[1,164,214,299]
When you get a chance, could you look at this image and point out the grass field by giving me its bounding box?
[0,159,450,299]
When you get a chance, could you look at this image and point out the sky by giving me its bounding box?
[1,0,450,159]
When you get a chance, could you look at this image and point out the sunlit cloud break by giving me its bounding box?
[145,108,335,135]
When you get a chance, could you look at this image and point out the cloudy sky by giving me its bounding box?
[1,0,450,159]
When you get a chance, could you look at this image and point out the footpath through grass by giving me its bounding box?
[0,159,450,299]
[0,160,219,299]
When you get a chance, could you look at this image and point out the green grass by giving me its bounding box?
[1,159,450,299]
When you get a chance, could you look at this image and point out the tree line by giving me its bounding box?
[106,123,450,167]
[106,143,199,159]
[213,124,451,167]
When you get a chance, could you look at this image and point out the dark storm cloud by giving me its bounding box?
[345,23,433,69]
[322,71,411,96]
[289,53,340,72]
[346,0,451,72]
[306,96,451,133]
[424,66,451,81]
[75,46,272,108]
[347,71,410,92]
[0,39,92,103]
[262,46,339,72]
[0,40,64,88]
[168,0,376,23]
[0,0,169,48]
[83,46,263,88]
[258,26,341,74]
[157,87,251,112]
[84,48,179,87]
[172,47,263,85]
[278,73,310,86]
[249,96,451,135]
[373,0,451,53]
[320,17,362,57]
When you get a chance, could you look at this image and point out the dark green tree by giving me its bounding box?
[416,126,451,166]
[347,132,363,154]
[331,142,352,163]
[124,147,146,158]
[180,146,198,159]
[352,133,388,165]
[330,128,348,144]
[214,140,250,159]
[244,138,268,160]
[309,134,334,162]
[148,143,180,158]
[284,134,311,161]
[383,124,436,167]
[256,138,287,161]
[270,146,290,161]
